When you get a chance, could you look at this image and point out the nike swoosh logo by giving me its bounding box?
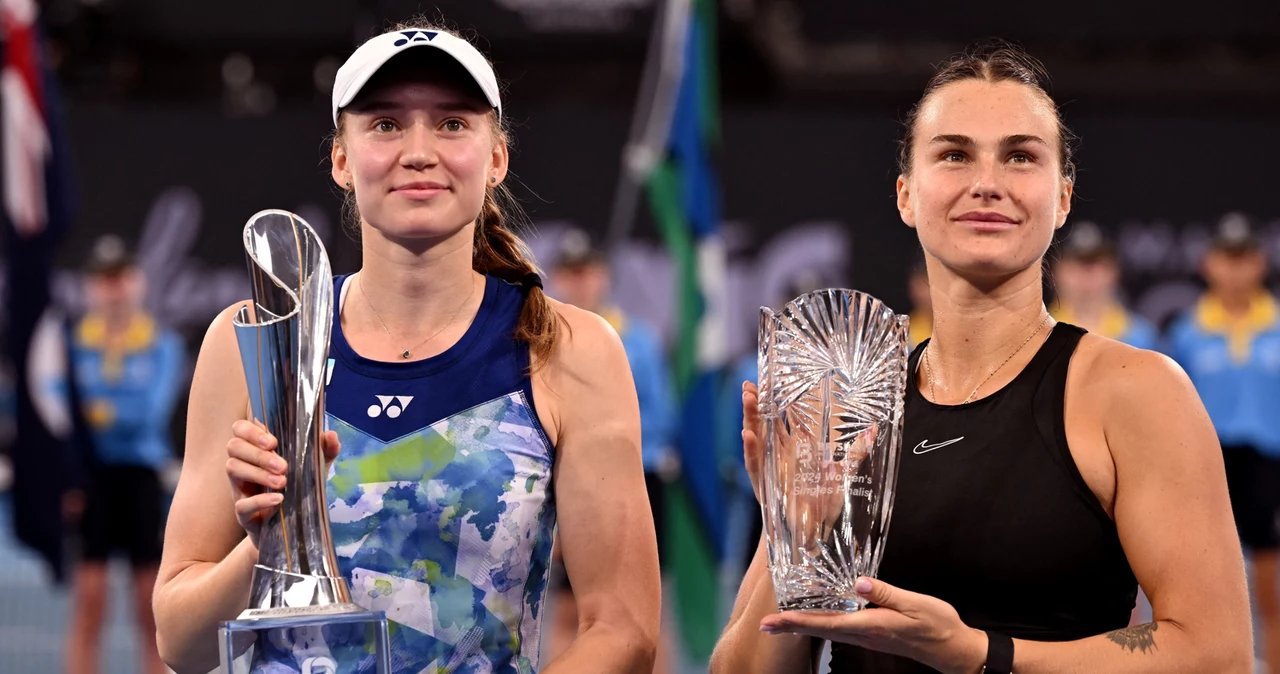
[913,437,965,455]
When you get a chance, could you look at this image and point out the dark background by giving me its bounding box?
[5,0,1280,389]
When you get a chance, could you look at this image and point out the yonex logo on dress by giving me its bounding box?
[368,395,413,418]
[394,30,437,47]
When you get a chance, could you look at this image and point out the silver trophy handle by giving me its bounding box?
[231,209,359,618]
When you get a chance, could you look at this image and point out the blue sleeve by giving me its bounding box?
[108,330,186,435]
[1161,316,1191,366]
[628,326,677,467]
[149,331,187,427]
[64,318,96,487]
[715,363,744,470]
[1122,317,1159,352]
[717,355,759,491]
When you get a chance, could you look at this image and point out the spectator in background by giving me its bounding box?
[65,236,184,674]
[1049,221,1157,350]
[1165,213,1280,670]
[544,228,677,673]
[906,258,932,349]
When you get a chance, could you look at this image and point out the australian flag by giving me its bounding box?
[2,0,79,583]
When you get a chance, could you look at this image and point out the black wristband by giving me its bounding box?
[983,631,1014,674]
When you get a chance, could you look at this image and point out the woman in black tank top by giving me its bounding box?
[710,41,1251,674]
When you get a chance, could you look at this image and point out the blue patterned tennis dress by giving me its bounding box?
[322,274,556,674]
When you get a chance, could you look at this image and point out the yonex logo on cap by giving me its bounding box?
[394,31,438,47]
[333,28,502,124]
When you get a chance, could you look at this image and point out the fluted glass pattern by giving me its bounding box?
[758,289,910,612]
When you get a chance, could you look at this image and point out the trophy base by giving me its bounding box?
[777,594,868,613]
[219,609,391,673]
[239,602,368,621]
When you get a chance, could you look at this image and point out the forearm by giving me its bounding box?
[1009,620,1252,674]
[711,583,814,674]
[154,536,258,674]
[542,618,656,674]
[711,541,814,674]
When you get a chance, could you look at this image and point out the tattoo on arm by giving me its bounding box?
[1106,622,1158,654]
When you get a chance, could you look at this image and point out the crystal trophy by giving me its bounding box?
[757,289,910,612]
[220,210,391,673]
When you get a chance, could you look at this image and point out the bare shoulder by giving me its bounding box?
[530,299,638,450]
[543,297,630,384]
[1073,332,1192,402]
[195,302,253,366]
[1072,332,1211,460]
[202,301,251,343]
[188,301,254,421]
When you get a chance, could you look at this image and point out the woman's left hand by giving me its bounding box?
[759,577,988,674]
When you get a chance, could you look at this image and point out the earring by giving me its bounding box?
[345,181,351,188]
[490,177,497,183]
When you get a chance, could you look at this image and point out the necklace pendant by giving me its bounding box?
[402,350,411,359]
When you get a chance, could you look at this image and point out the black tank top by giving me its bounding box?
[829,323,1138,673]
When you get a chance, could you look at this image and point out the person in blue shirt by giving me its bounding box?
[718,349,761,579]
[1165,214,1280,670]
[65,236,185,674]
[1049,221,1158,351]
[544,228,677,673]
[717,270,830,577]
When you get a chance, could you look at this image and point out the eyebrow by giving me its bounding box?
[928,134,1050,148]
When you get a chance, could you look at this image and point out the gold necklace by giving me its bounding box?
[358,273,476,359]
[925,312,1052,404]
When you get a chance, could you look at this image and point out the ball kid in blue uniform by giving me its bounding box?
[1049,221,1157,351]
[67,236,184,674]
[1164,215,1280,669]
[543,229,678,672]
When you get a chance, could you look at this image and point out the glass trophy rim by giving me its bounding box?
[759,287,908,321]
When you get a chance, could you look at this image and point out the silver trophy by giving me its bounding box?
[220,210,389,673]
[757,289,910,612]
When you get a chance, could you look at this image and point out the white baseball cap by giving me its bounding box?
[331,28,502,126]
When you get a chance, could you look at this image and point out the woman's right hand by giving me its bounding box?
[225,419,341,549]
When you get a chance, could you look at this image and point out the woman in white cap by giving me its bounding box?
[152,22,660,673]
